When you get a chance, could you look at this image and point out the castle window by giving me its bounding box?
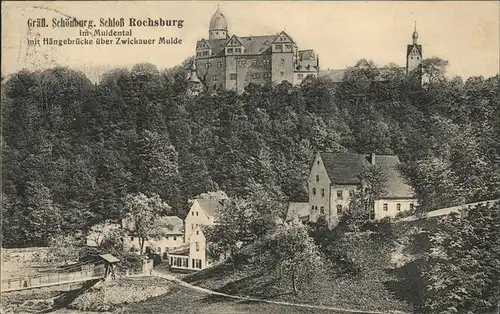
[285,44,291,49]
[173,236,177,241]
[230,73,237,80]
[227,48,233,53]
[383,204,388,211]
[205,62,211,69]
[411,57,414,60]
[202,51,208,56]
[263,60,270,66]
[312,188,316,196]
[192,211,194,216]
[252,73,260,79]
[196,52,201,57]
[196,211,199,216]
[130,237,134,241]
[253,60,257,66]
[316,175,319,182]
[297,74,304,80]
[212,75,219,81]
[274,44,282,50]
[397,204,401,211]
[320,206,325,214]
[217,61,222,67]
[416,57,420,60]
[196,242,199,251]
[337,205,342,214]
[235,48,241,53]
[280,71,284,77]
[337,190,343,199]
[311,205,314,211]
[281,58,285,64]
[315,206,318,211]
[349,190,355,198]
[264,73,271,78]
[196,230,199,235]
[321,189,325,197]
[238,60,246,65]
[212,84,217,90]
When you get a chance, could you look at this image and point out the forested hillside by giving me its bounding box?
[2,58,499,247]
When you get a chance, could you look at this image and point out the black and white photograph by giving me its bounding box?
[1,1,499,313]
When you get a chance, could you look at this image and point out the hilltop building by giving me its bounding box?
[287,152,418,228]
[191,6,319,93]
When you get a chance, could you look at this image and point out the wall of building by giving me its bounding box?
[307,153,331,223]
[329,184,359,226]
[189,227,207,270]
[271,51,294,84]
[407,45,422,74]
[196,56,227,92]
[184,201,214,241]
[374,199,417,220]
[293,71,317,85]
[225,54,272,93]
[123,235,184,255]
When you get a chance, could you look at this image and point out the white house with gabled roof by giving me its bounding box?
[184,199,222,241]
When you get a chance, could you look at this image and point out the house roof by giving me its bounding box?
[158,216,184,235]
[99,254,119,263]
[196,199,221,218]
[199,34,291,57]
[299,49,315,60]
[407,44,422,57]
[319,152,415,199]
[319,69,346,83]
[168,243,190,256]
[286,202,310,221]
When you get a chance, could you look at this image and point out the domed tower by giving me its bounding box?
[209,6,228,40]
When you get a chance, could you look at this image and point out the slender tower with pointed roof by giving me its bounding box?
[187,60,204,95]
[406,21,423,76]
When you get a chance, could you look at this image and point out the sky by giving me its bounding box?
[2,1,499,80]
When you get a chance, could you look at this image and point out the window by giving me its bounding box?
[311,205,314,211]
[410,203,414,211]
[183,258,188,267]
[205,63,210,69]
[192,259,195,268]
[397,204,401,211]
[321,189,325,197]
[230,73,237,80]
[166,236,169,240]
[253,60,257,65]
[337,205,342,214]
[312,188,316,196]
[130,237,134,241]
[349,190,355,198]
[320,206,325,214]
[411,57,414,60]
[297,74,304,80]
[196,211,199,216]
[317,161,319,165]
[157,247,161,253]
[212,75,219,81]
[235,48,241,53]
[196,230,199,235]
[191,224,194,230]
[281,58,285,64]
[285,44,291,49]
[275,44,282,50]
[383,204,388,211]
[213,84,217,90]
[192,211,194,216]
[227,48,233,53]
[196,259,202,269]
[315,206,318,211]
[238,60,246,65]
[316,175,319,182]
[195,242,200,251]
[280,71,284,77]
[263,60,270,66]
[170,257,173,265]
[196,52,201,56]
[416,57,420,60]
[173,236,177,241]
[217,61,222,67]
[337,190,343,199]
[263,72,271,78]
[202,51,208,56]
[252,73,261,79]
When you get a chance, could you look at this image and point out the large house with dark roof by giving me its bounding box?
[192,7,319,93]
[289,151,417,227]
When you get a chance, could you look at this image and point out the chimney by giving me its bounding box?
[370,153,375,165]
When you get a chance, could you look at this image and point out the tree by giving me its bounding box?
[268,221,323,294]
[422,57,449,84]
[122,193,172,254]
[421,203,500,313]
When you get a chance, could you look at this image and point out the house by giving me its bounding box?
[123,216,185,256]
[300,151,417,227]
[184,198,222,241]
[167,225,211,271]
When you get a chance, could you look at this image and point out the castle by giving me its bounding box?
[188,7,423,92]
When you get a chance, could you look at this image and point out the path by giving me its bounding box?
[151,271,402,314]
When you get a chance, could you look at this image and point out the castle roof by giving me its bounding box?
[406,44,422,57]
[209,7,228,31]
[299,49,315,60]
[319,152,415,199]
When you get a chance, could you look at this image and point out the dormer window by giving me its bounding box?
[227,48,233,53]
[316,175,319,182]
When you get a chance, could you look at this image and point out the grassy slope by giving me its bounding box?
[183,234,414,313]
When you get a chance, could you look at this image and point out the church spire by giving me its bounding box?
[412,20,418,45]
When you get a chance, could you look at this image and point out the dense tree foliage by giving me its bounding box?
[2,57,499,247]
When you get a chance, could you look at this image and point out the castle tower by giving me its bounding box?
[209,6,228,40]
[406,21,423,75]
[187,60,204,95]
